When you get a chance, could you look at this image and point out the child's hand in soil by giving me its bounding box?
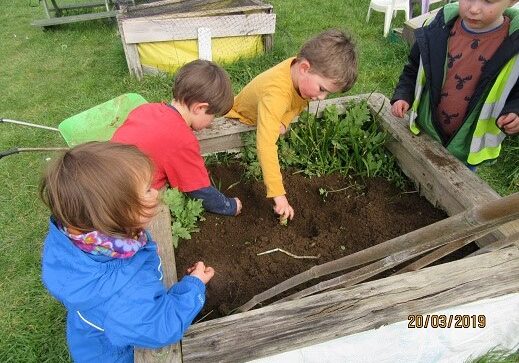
[234,197,242,215]
[187,261,215,284]
[273,195,294,221]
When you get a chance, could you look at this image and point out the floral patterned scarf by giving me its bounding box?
[60,224,147,259]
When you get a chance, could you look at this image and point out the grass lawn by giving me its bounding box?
[0,0,517,361]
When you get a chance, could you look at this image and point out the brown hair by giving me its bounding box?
[40,141,157,238]
[297,29,358,92]
[173,59,234,116]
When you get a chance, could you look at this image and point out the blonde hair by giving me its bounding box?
[40,141,157,238]
[297,29,358,92]
[173,59,234,116]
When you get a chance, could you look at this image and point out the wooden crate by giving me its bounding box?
[144,93,519,362]
[116,0,276,79]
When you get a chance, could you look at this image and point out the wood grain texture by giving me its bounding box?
[182,246,519,362]
[117,10,143,79]
[134,204,181,363]
[122,13,276,44]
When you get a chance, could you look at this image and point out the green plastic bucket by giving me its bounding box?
[58,93,147,146]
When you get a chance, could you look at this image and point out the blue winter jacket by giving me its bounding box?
[41,218,206,362]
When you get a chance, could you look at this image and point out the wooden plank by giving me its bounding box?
[127,0,184,11]
[182,246,519,362]
[402,8,440,45]
[141,64,162,76]
[121,13,276,44]
[135,203,182,363]
[196,117,255,154]
[46,0,109,11]
[470,231,519,257]
[116,10,143,79]
[121,4,273,21]
[31,10,115,27]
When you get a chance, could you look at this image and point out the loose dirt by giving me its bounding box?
[175,163,472,321]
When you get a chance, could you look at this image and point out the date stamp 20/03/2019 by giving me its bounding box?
[408,314,486,329]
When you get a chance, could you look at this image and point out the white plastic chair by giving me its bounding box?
[421,0,445,14]
[366,0,411,37]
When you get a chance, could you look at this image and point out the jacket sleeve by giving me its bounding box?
[391,42,421,106]
[256,91,290,198]
[187,186,237,216]
[500,79,519,126]
[103,275,206,348]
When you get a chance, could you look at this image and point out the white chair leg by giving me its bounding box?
[366,7,371,22]
[384,8,393,37]
[405,8,410,21]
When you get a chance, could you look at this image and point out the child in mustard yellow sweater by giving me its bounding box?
[226,29,358,221]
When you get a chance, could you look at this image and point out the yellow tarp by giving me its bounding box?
[138,35,263,73]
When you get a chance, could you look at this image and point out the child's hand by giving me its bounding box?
[497,113,519,135]
[187,261,215,285]
[273,195,294,221]
[234,197,242,215]
[391,100,410,118]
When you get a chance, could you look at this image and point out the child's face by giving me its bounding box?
[297,67,340,101]
[189,103,215,131]
[190,110,215,131]
[459,0,514,30]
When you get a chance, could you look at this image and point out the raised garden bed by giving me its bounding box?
[176,163,458,319]
[116,0,275,79]
[140,93,519,362]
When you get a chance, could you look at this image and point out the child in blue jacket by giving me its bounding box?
[40,141,214,362]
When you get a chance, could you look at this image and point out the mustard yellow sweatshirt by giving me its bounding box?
[226,58,308,198]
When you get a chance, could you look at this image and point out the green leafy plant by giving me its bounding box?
[240,131,263,180]
[162,188,205,248]
[241,101,407,188]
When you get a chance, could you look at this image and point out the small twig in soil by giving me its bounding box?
[320,185,353,194]
[257,248,320,260]
[226,179,241,190]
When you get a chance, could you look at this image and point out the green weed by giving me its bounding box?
[466,347,519,363]
[478,137,519,196]
[242,101,406,188]
[162,189,205,248]
[240,131,263,180]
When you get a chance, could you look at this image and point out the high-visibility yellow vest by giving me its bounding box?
[409,55,519,165]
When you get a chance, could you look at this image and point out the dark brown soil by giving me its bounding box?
[175,163,452,321]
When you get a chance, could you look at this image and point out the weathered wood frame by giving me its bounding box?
[31,0,118,28]
[144,93,519,362]
[116,2,276,79]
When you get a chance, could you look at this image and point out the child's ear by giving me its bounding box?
[298,58,311,74]
[191,102,209,115]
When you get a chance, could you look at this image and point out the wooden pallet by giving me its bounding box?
[32,11,116,28]
[32,0,117,28]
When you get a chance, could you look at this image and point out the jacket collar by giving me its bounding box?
[42,218,157,311]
